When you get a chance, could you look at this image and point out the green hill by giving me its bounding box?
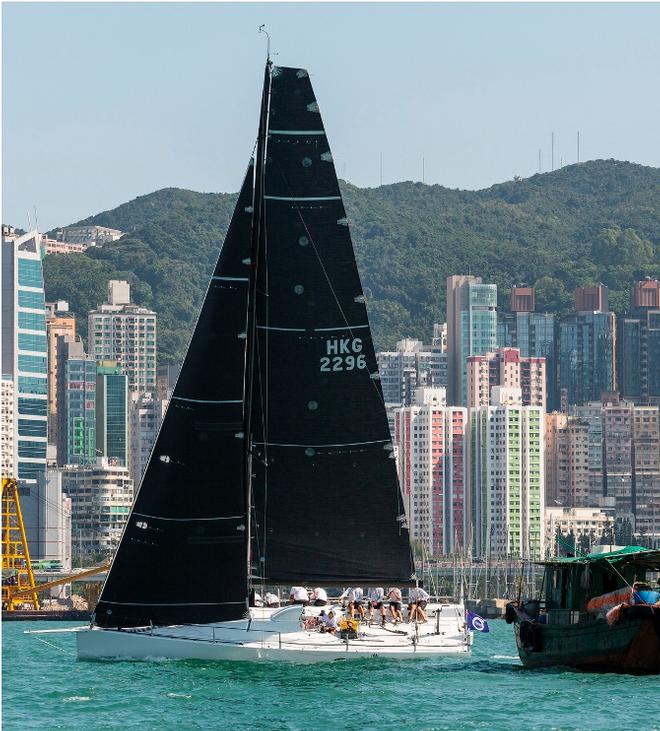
[43,159,660,363]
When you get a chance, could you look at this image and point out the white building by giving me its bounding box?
[544,507,611,558]
[130,392,168,486]
[394,388,468,556]
[56,225,123,247]
[470,387,545,559]
[60,458,133,557]
[20,469,73,572]
[88,280,157,393]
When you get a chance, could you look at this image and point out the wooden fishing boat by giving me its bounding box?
[506,546,660,673]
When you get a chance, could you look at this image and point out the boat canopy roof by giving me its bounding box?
[540,546,660,570]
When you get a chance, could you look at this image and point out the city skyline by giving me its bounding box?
[3,2,660,230]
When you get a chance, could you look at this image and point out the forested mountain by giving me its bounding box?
[43,159,660,363]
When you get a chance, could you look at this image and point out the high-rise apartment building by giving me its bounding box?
[470,387,545,559]
[2,227,48,480]
[96,361,129,466]
[129,391,167,486]
[446,276,497,406]
[619,280,660,405]
[466,347,546,410]
[88,280,157,392]
[569,395,660,538]
[376,338,447,407]
[559,286,616,407]
[57,338,96,466]
[60,458,133,557]
[632,405,660,538]
[498,287,556,410]
[544,412,592,507]
[394,388,467,555]
[601,393,634,519]
[46,300,76,444]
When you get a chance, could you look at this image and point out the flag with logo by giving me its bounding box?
[467,611,490,633]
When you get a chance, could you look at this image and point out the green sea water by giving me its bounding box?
[3,620,659,730]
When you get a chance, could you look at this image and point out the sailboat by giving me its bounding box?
[76,60,472,662]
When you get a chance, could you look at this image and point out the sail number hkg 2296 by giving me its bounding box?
[320,337,366,372]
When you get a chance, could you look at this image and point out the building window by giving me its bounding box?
[18,311,46,331]
[18,290,45,309]
[18,376,47,395]
[18,333,47,352]
[17,259,43,288]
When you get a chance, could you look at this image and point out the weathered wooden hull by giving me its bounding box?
[514,607,660,674]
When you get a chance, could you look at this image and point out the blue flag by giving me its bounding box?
[467,611,490,633]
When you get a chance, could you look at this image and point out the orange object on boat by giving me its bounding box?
[586,587,632,613]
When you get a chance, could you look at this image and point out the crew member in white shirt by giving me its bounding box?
[289,586,310,606]
[264,592,280,607]
[339,587,365,619]
[310,587,328,606]
[321,610,339,635]
[408,586,431,623]
[367,587,386,625]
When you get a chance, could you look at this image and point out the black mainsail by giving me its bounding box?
[95,63,413,630]
[250,66,412,585]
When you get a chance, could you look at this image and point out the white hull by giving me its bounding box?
[77,603,472,663]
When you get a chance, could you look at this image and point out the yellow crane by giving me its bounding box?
[2,477,110,611]
[2,477,40,610]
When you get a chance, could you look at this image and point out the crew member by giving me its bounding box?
[367,587,386,625]
[386,586,403,623]
[310,587,328,606]
[408,586,430,623]
[289,586,310,605]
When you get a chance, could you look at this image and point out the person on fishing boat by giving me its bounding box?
[408,586,430,623]
[367,587,386,625]
[386,587,404,623]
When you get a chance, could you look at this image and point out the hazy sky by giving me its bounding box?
[3,2,659,230]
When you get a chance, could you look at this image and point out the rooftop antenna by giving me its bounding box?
[551,132,554,172]
[577,130,580,163]
[258,25,271,62]
[33,206,39,232]
[538,149,542,174]
[379,152,383,186]
[422,156,425,184]
[26,210,32,230]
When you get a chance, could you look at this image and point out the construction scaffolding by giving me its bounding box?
[2,477,40,611]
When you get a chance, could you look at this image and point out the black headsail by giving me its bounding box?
[95,163,255,628]
[249,65,414,586]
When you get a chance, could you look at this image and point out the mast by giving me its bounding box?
[244,61,272,595]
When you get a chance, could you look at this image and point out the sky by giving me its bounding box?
[3,2,660,231]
